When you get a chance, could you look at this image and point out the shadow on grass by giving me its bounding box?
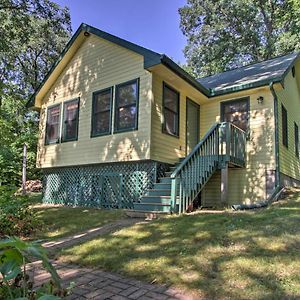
[61,192,300,299]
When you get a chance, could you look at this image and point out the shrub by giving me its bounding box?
[0,236,71,299]
[0,187,40,238]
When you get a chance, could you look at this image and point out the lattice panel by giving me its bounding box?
[43,161,170,209]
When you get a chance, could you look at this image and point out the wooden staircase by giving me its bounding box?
[129,122,246,216]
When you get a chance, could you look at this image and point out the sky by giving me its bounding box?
[54,0,187,64]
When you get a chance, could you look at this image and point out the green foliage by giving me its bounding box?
[0,187,40,238]
[0,1,72,186]
[179,0,300,77]
[0,236,69,299]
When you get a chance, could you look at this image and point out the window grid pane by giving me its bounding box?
[163,84,179,136]
[92,88,112,136]
[63,99,79,141]
[46,105,60,144]
[115,80,138,132]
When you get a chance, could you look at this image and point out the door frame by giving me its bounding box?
[186,97,200,156]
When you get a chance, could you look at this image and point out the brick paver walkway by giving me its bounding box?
[30,218,198,299]
[28,260,198,300]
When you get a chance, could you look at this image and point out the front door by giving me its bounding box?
[186,98,200,154]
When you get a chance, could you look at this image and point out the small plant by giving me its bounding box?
[0,236,70,299]
[0,186,40,237]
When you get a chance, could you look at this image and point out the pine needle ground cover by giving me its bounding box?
[60,190,300,299]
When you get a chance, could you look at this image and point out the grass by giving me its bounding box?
[28,195,124,240]
[59,189,300,299]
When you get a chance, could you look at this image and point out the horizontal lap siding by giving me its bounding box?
[150,73,201,164]
[276,69,300,181]
[201,89,276,205]
[37,35,152,168]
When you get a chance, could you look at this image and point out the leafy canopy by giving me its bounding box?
[0,0,71,185]
[179,0,300,77]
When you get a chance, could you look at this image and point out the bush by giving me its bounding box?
[0,187,40,238]
[0,236,71,299]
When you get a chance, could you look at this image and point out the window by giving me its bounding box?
[295,122,299,158]
[282,104,288,148]
[221,98,249,132]
[45,104,61,145]
[114,79,139,132]
[62,98,80,142]
[162,83,180,137]
[91,88,113,137]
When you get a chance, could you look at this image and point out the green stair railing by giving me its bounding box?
[170,122,246,213]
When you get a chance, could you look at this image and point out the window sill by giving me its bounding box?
[113,127,138,134]
[162,129,179,139]
[91,131,111,138]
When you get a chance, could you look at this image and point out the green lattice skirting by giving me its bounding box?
[43,161,169,209]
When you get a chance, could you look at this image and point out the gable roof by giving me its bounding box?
[28,23,209,107]
[197,52,300,96]
[28,23,300,108]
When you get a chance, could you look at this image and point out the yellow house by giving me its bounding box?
[29,23,300,213]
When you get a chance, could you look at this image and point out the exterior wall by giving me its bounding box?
[200,89,276,206]
[150,72,201,164]
[37,34,153,168]
[276,68,300,183]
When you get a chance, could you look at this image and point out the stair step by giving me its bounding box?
[153,182,171,190]
[147,189,171,196]
[159,177,172,184]
[133,202,171,213]
[140,195,173,204]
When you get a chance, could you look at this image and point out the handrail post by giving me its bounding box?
[170,177,177,213]
[226,122,231,160]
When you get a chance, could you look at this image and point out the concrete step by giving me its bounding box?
[124,209,169,219]
[133,202,171,213]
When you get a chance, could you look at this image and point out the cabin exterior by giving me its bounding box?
[30,23,300,213]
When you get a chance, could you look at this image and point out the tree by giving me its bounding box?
[0,0,72,185]
[179,0,300,77]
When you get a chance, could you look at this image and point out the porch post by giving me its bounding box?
[221,163,228,206]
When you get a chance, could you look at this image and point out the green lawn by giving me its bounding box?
[59,190,300,299]
[32,205,124,240]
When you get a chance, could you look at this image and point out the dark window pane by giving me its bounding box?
[295,122,299,158]
[164,87,178,112]
[92,88,112,136]
[222,99,249,132]
[63,99,79,141]
[117,105,136,129]
[94,91,111,113]
[164,109,178,135]
[163,84,179,136]
[94,111,110,134]
[117,83,137,107]
[282,105,288,147]
[115,80,138,132]
[46,105,60,144]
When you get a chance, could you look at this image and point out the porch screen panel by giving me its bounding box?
[221,98,249,132]
[45,104,61,145]
[92,88,112,136]
[62,98,80,142]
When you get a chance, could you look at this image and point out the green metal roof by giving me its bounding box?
[198,52,300,96]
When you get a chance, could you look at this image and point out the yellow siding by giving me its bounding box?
[150,72,202,164]
[37,35,153,168]
[276,68,300,180]
[201,89,276,205]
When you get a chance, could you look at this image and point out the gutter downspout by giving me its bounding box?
[232,82,283,210]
